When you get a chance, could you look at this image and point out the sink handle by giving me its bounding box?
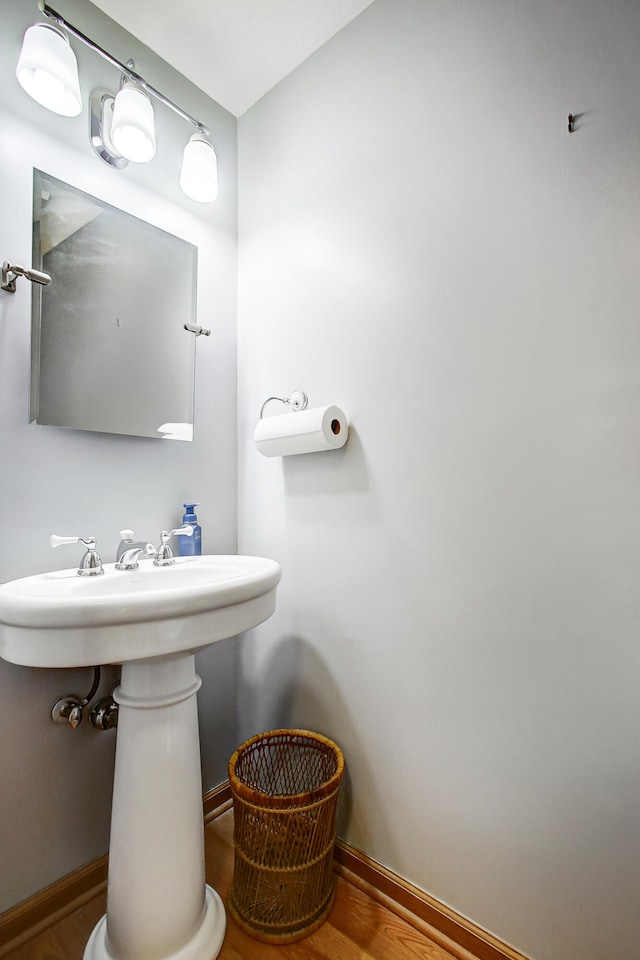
[154,526,193,566]
[49,535,103,577]
[50,534,97,548]
[167,525,194,541]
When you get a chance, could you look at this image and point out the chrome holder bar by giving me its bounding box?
[259,390,308,419]
[39,0,210,136]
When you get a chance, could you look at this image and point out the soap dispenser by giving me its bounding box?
[178,503,202,556]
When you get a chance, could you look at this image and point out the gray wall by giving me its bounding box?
[0,0,238,912]
[237,2,640,959]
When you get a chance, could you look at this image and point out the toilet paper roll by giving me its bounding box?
[253,405,349,457]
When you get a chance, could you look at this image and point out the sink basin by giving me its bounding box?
[0,554,281,667]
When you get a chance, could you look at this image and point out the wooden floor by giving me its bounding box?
[5,811,457,960]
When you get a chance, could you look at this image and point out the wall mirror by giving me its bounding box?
[30,169,198,441]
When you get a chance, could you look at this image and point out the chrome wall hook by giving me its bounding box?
[184,322,211,337]
[2,261,52,293]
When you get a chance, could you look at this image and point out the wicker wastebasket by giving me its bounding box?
[228,729,344,943]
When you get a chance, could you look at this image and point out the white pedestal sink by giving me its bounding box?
[0,555,281,960]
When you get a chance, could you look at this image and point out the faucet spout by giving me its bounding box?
[115,534,155,571]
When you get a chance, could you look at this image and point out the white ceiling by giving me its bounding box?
[91,0,375,117]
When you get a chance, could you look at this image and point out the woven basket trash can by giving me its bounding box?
[228,728,344,943]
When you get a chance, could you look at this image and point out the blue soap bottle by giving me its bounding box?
[178,503,202,556]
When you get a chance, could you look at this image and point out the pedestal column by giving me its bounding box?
[84,653,226,960]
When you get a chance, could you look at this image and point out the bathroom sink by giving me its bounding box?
[0,550,282,960]
[0,554,281,668]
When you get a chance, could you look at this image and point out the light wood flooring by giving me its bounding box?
[5,810,457,960]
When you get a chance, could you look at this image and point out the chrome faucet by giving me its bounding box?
[50,535,104,576]
[115,530,155,570]
[153,526,194,566]
[115,526,193,570]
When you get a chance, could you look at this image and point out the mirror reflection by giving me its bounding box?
[30,170,198,441]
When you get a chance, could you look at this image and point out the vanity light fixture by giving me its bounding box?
[16,1,218,202]
[180,134,219,203]
[110,82,156,163]
[16,21,82,117]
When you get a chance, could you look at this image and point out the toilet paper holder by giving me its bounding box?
[259,389,308,419]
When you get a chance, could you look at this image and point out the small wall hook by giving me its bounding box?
[184,322,211,337]
[568,113,575,133]
[1,261,52,293]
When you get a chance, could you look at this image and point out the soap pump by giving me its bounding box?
[178,503,202,556]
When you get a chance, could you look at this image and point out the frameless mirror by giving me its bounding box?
[30,169,198,441]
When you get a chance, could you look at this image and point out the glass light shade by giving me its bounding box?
[110,83,156,163]
[180,134,218,203]
[16,23,82,117]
